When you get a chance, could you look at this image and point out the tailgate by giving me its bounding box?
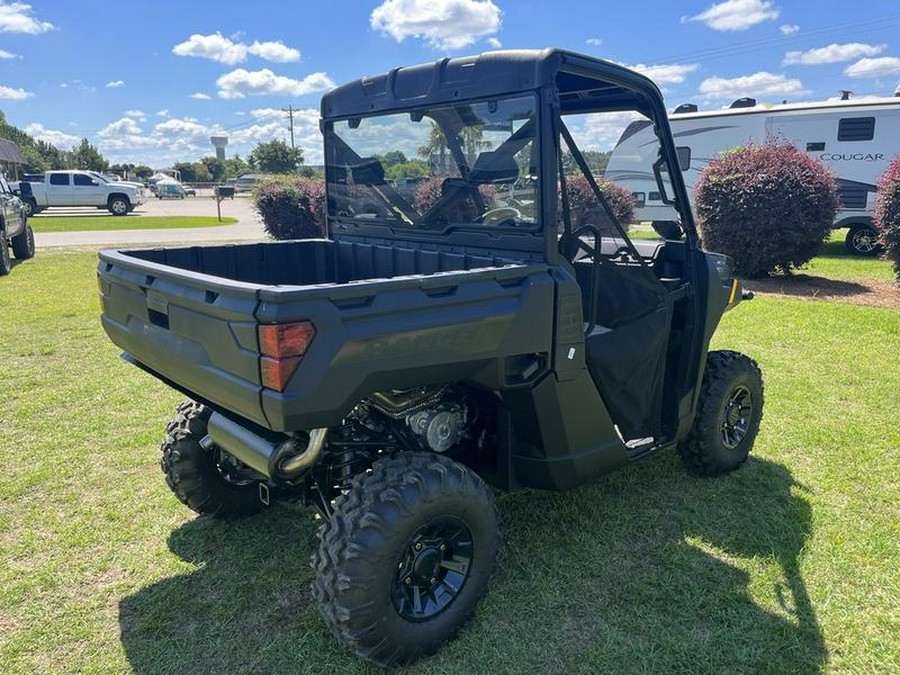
[98,250,268,426]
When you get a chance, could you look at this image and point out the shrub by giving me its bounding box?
[253,176,326,240]
[694,142,839,278]
[873,156,900,279]
[560,174,635,234]
[413,177,497,214]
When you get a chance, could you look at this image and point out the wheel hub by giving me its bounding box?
[722,385,752,450]
[392,518,473,621]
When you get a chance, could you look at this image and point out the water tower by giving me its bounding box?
[210,135,228,161]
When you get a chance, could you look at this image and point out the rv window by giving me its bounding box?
[676,146,691,171]
[649,192,662,202]
[838,117,875,142]
[632,192,646,207]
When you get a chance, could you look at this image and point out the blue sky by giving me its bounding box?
[1,0,899,168]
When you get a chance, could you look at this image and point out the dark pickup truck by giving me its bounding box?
[99,49,764,666]
[1,174,34,274]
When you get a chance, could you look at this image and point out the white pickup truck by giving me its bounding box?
[18,170,147,216]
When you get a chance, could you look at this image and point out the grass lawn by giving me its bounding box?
[28,216,238,233]
[0,251,897,674]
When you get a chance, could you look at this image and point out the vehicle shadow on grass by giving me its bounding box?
[119,456,825,675]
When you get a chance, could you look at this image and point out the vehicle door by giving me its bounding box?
[556,108,695,446]
[72,172,102,206]
[0,176,23,235]
[46,172,75,206]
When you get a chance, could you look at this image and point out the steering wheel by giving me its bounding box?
[480,206,522,225]
[559,224,602,262]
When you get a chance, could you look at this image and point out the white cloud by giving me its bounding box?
[216,68,335,99]
[99,117,143,137]
[0,49,20,58]
[105,80,125,88]
[370,0,501,50]
[844,57,900,79]
[124,109,146,119]
[779,24,799,35]
[0,1,53,34]
[172,33,248,65]
[250,107,285,121]
[698,72,809,101]
[23,123,79,147]
[784,43,886,66]
[487,37,501,48]
[154,118,210,140]
[0,84,33,99]
[156,109,169,117]
[172,32,303,65]
[682,0,779,32]
[247,40,300,63]
[586,38,602,47]
[627,63,699,84]
[190,92,211,100]
[568,111,643,152]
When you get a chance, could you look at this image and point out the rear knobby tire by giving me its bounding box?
[311,452,501,666]
[11,223,35,260]
[678,350,764,475]
[160,400,265,517]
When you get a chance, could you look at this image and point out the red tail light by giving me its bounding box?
[258,321,315,391]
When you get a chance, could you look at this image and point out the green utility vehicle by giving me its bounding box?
[99,49,764,666]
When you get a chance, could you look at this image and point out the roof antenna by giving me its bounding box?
[838,89,852,101]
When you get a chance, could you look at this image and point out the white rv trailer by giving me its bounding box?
[604,95,900,255]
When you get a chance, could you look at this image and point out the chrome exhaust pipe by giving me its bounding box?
[205,412,327,479]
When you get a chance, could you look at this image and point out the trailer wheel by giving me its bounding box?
[0,234,11,275]
[11,223,35,260]
[160,400,265,517]
[678,350,764,476]
[311,452,500,666]
[845,224,880,256]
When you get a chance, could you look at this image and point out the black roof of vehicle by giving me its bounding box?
[321,48,663,120]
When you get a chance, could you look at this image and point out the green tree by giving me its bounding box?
[222,155,251,179]
[173,162,197,182]
[200,156,225,182]
[381,150,408,167]
[64,138,108,171]
[385,160,429,180]
[133,165,154,179]
[248,140,303,173]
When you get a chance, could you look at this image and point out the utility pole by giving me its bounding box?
[282,104,295,149]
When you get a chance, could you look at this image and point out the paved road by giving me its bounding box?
[34,194,269,249]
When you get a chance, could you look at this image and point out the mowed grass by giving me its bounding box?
[28,216,237,233]
[0,251,898,674]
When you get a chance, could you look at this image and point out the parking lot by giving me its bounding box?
[33,193,267,249]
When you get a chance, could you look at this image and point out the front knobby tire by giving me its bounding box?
[160,400,265,517]
[678,350,764,475]
[0,235,10,275]
[11,223,35,260]
[311,452,501,666]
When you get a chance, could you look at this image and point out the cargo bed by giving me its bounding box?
[99,239,554,431]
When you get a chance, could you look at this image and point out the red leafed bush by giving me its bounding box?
[873,156,900,279]
[694,142,839,278]
[413,177,498,214]
[253,177,326,240]
[560,174,635,233]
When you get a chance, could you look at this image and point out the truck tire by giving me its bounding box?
[160,400,266,517]
[11,223,35,260]
[108,196,130,216]
[0,234,11,275]
[678,350,764,475]
[22,199,37,217]
[845,224,880,256]
[311,452,500,666]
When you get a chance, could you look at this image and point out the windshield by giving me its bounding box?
[326,95,538,231]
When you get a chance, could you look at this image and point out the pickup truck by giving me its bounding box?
[19,170,146,216]
[99,49,764,666]
[1,174,34,274]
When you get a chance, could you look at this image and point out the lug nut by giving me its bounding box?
[414,542,423,551]
[439,544,446,552]
[405,577,412,585]
[430,577,437,584]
